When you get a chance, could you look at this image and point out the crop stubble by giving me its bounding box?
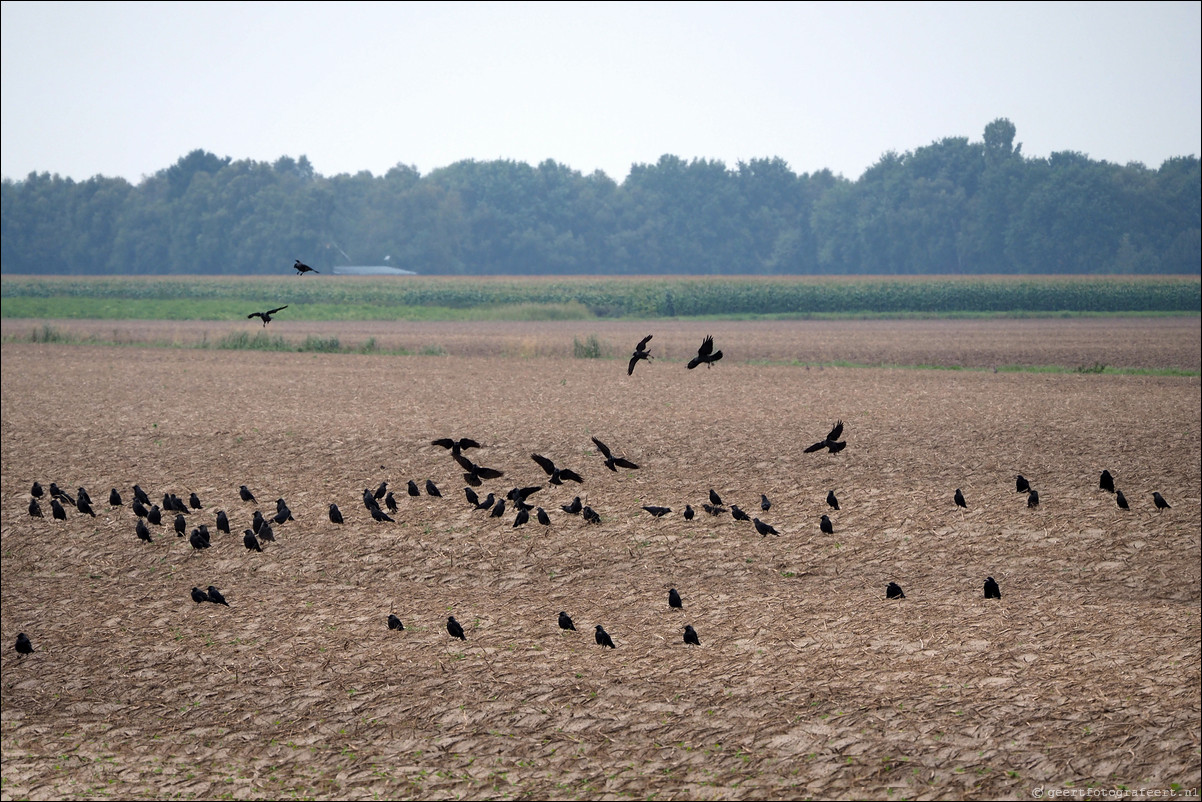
[1,318,1199,801]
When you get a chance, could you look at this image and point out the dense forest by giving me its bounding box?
[1,120,1198,276]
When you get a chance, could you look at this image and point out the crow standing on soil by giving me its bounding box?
[189,493,203,510]
[328,504,344,524]
[294,259,319,275]
[558,611,576,631]
[216,510,230,534]
[886,582,906,600]
[683,505,694,520]
[407,480,421,497]
[384,492,398,513]
[561,496,582,515]
[954,488,967,509]
[447,616,467,641]
[984,577,1001,599]
[532,454,584,485]
[536,507,551,526]
[1027,490,1040,508]
[1015,475,1030,494]
[191,587,209,604]
[669,588,683,609]
[731,505,751,522]
[50,484,75,505]
[1116,490,1129,510]
[243,530,262,552]
[805,420,847,454]
[1099,470,1115,493]
[643,506,672,518]
[370,506,394,523]
[512,507,530,528]
[753,518,779,537]
[274,499,293,523]
[132,499,149,519]
[252,510,266,534]
[239,485,256,503]
[628,334,653,375]
[594,625,616,648]
[592,437,639,472]
[206,586,229,606]
[189,527,211,551]
[134,485,151,505]
[51,499,67,520]
[820,514,834,535]
[247,306,288,327]
[687,335,723,369]
[15,633,33,655]
[137,519,153,542]
[109,488,123,506]
[683,625,701,646]
[1152,492,1171,511]
[388,614,404,631]
[489,498,507,519]
[147,505,162,526]
[174,514,187,536]
[582,506,601,524]
[258,521,276,542]
[761,494,771,512]
[425,480,442,497]
[31,481,44,498]
[28,499,42,518]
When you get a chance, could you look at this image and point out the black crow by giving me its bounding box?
[252,510,266,534]
[15,633,33,655]
[1116,489,1129,510]
[464,487,481,507]
[191,587,209,604]
[1015,475,1030,493]
[109,488,123,506]
[31,481,44,498]
[819,514,834,535]
[532,454,584,485]
[51,499,67,520]
[374,482,389,500]
[174,514,187,537]
[561,496,582,515]
[133,499,149,519]
[136,519,153,542]
[594,625,616,648]
[536,507,551,526]
[984,576,1001,599]
[206,586,229,606]
[147,505,162,526]
[805,420,846,453]
[50,484,75,504]
[447,616,466,640]
[77,487,92,507]
[684,625,701,646]
[274,498,293,523]
[1027,490,1039,508]
[1099,470,1115,493]
[476,492,497,512]
[954,488,967,509]
[489,498,507,518]
[582,506,601,524]
[761,494,771,512]
[425,480,442,497]
[239,485,256,503]
[243,530,262,552]
[628,334,653,375]
[388,614,404,631]
[886,582,906,599]
[216,510,230,534]
[328,504,344,524]
[513,507,529,528]
[683,504,694,520]
[731,504,751,522]
[687,335,723,369]
[189,527,211,551]
[28,498,42,517]
[189,493,202,510]
[363,489,379,511]
[454,453,505,486]
[508,486,541,507]
[247,305,288,326]
[385,492,398,513]
[643,506,672,517]
[370,507,394,523]
[669,588,682,609]
[407,480,421,497]
[431,437,481,456]
[709,489,724,507]
[703,503,723,516]
[258,521,275,542]
[293,259,319,275]
[558,611,576,631]
[753,518,779,536]
[591,437,639,471]
[1152,492,1171,510]
[134,484,150,504]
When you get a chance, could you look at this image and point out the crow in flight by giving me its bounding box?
[984,576,1001,599]
[294,259,319,275]
[328,504,344,524]
[507,485,541,508]
[1115,489,1129,510]
[191,587,209,604]
[239,485,256,503]
[1015,475,1030,494]
[29,499,43,517]
[687,335,723,369]
[594,625,615,648]
[886,582,906,600]
[819,514,834,535]
[753,518,779,537]
[243,530,262,552]
[669,588,682,609]
[407,480,421,497]
[247,306,288,327]
[206,586,229,606]
[954,488,967,509]
[683,625,701,646]
[431,437,481,456]
[532,454,584,485]
[109,488,123,506]
[805,420,846,454]
[454,453,505,487]
[1099,470,1115,493]
[628,334,653,375]
[216,510,230,534]
[591,437,638,471]
[447,616,466,641]
[15,633,33,655]
[643,506,672,518]
[388,614,404,631]
[1152,492,1171,511]
[558,611,576,631]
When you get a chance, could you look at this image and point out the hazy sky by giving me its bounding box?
[2,1,1199,185]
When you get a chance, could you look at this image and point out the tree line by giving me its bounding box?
[2,120,1198,276]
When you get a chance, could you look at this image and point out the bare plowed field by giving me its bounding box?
[2,319,1199,801]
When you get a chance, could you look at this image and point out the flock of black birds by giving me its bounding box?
[12,321,1178,659]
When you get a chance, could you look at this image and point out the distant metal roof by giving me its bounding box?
[330,266,418,276]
